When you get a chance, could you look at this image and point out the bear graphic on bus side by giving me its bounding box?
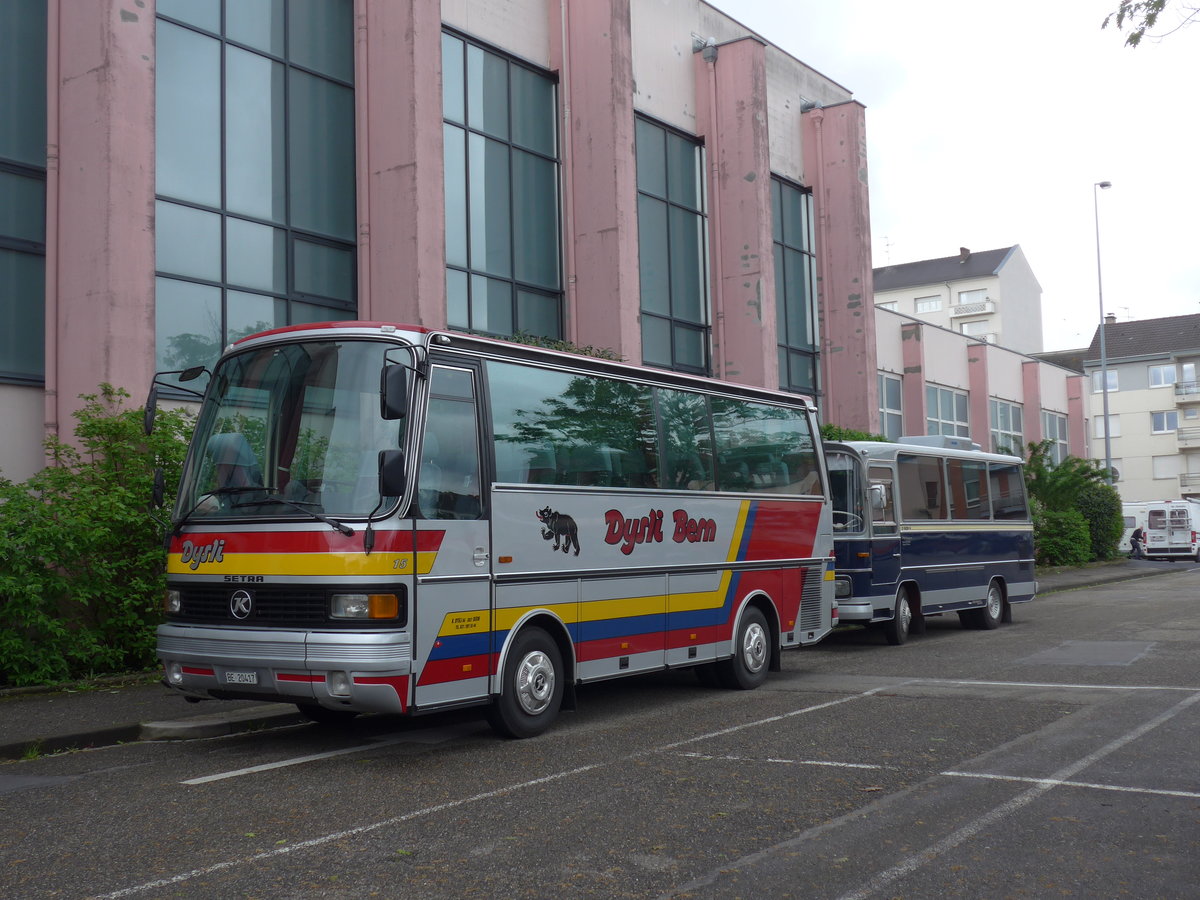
[535,506,580,556]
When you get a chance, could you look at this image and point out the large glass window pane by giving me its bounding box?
[666,132,700,209]
[288,0,353,82]
[288,70,355,239]
[225,0,284,55]
[227,289,282,342]
[516,290,560,339]
[156,277,223,372]
[637,195,669,315]
[658,388,714,490]
[668,207,705,323]
[783,248,810,347]
[780,182,805,245]
[712,397,818,494]
[467,45,509,139]
[444,125,468,268]
[511,66,555,155]
[294,239,353,303]
[289,299,332,325]
[635,118,666,197]
[0,170,45,243]
[0,0,47,166]
[447,269,468,329]
[158,0,220,32]
[156,201,221,281]
[468,134,512,278]
[471,275,513,335]
[641,316,671,368]
[674,325,707,372]
[227,218,286,292]
[226,47,286,222]
[512,150,559,289]
[156,23,221,206]
[897,454,947,520]
[442,34,465,123]
[0,249,45,378]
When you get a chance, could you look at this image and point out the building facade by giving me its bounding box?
[873,245,1044,354]
[0,0,1083,484]
[1083,313,1200,501]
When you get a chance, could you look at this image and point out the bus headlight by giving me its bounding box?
[328,671,351,697]
[166,661,184,685]
[834,578,852,599]
[165,590,181,614]
[330,593,400,620]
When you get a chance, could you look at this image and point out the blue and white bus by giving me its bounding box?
[824,436,1035,644]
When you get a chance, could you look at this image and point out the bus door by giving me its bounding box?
[868,466,901,592]
[411,364,492,711]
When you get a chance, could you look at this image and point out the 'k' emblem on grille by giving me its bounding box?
[230,590,253,620]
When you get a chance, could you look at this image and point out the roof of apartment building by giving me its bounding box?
[873,246,1017,292]
[1084,313,1200,362]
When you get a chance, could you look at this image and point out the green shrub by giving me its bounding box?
[1032,502,1092,567]
[820,424,887,442]
[0,385,194,686]
[1075,480,1124,560]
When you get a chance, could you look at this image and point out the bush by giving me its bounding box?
[820,424,887,442]
[0,385,194,686]
[1032,502,1092,567]
[1075,480,1124,560]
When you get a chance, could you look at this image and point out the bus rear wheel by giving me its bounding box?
[883,588,912,646]
[718,607,770,690]
[487,627,564,739]
[960,581,1004,630]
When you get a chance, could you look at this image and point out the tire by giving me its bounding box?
[296,703,359,726]
[717,606,771,690]
[883,588,912,646]
[961,581,1004,630]
[487,627,564,739]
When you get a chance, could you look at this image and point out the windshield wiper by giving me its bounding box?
[173,486,272,535]
[234,494,356,537]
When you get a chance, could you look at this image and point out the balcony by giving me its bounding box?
[1175,381,1200,405]
[1180,472,1200,494]
[949,299,995,317]
[1177,426,1200,450]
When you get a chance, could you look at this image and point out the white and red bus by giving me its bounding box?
[149,323,835,738]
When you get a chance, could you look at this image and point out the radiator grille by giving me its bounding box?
[799,567,826,631]
[172,584,406,629]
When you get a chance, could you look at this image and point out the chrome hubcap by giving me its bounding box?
[899,599,911,632]
[515,650,555,716]
[742,621,768,673]
[987,585,1002,618]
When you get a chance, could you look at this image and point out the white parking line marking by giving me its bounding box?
[678,751,885,770]
[942,770,1200,800]
[834,690,1200,900]
[181,737,410,785]
[925,678,1200,692]
[96,688,886,898]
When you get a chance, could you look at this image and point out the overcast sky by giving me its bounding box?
[711,0,1200,351]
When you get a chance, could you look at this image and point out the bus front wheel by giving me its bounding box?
[487,627,564,739]
[718,607,770,690]
[883,588,912,646]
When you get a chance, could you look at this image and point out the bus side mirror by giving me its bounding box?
[869,484,887,510]
[144,385,158,435]
[152,467,165,508]
[379,450,406,498]
[380,365,409,421]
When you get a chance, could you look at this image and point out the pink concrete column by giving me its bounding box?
[1067,374,1087,457]
[692,37,774,387]
[549,0,640,360]
[968,344,990,446]
[355,0,444,326]
[1021,359,1044,446]
[47,0,155,442]
[900,322,926,435]
[803,102,877,429]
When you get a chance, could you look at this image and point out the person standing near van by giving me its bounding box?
[1130,526,1145,559]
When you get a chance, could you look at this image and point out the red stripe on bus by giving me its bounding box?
[276,673,326,683]
[170,530,443,555]
[575,632,665,662]
[181,666,214,677]
[417,654,494,686]
[353,675,410,712]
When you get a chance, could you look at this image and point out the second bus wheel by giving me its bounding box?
[487,626,564,739]
[960,580,1004,630]
[718,606,771,690]
[883,588,912,646]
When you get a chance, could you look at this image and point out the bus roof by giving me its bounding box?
[825,438,1023,465]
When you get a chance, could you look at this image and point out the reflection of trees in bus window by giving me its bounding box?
[711,397,818,494]
[487,361,659,488]
[657,388,714,491]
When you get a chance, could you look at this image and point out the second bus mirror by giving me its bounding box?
[378,449,406,498]
[380,364,409,420]
[869,484,887,510]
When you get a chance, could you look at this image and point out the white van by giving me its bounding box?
[1122,500,1200,561]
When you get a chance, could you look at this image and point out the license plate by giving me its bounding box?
[225,671,258,685]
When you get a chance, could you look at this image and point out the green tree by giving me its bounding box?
[1075,480,1125,560]
[1023,440,1109,511]
[1023,441,1123,564]
[0,385,194,686]
[820,424,887,443]
[1103,1,1198,46]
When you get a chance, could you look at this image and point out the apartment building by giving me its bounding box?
[1083,313,1200,500]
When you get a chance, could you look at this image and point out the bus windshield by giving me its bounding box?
[826,451,866,532]
[177,338,411,521]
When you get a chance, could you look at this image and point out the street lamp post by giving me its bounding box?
[1094,180,1113,484]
